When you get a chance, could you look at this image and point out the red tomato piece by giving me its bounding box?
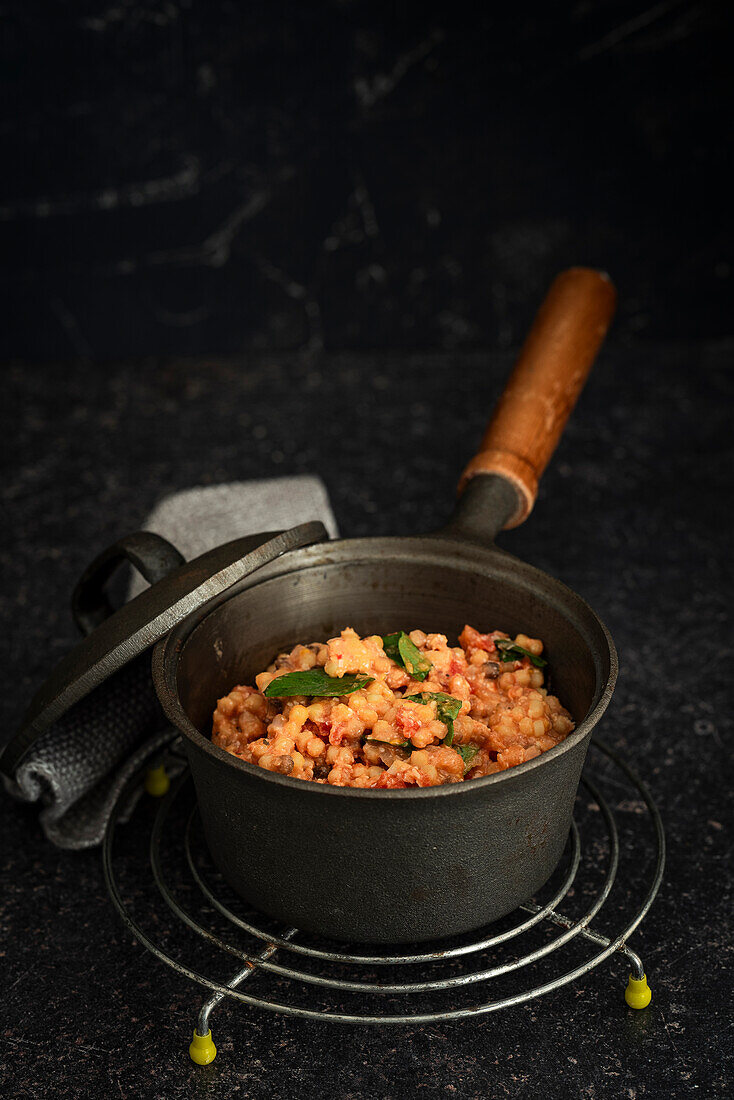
[395,706,422,734]
[459,625,497,654]
[374,773,408,789]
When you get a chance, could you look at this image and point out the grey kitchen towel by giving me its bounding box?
[5,476,338,849]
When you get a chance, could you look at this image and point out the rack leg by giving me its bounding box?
[189,931,297,1064]
[528,903,652,1009]
[624,949,652,1009]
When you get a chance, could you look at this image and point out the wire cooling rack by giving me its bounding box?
[102,736,664,1064]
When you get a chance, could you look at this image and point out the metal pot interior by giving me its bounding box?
[171,536,616,761]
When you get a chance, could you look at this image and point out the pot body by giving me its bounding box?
[184,724,590,942]
[154,535,616,944]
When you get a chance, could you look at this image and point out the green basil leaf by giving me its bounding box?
[456,744,480,770]
[381,631,403,664]
[404,691,463,746]
[495,638,547,668]
[399,635,432,681]
[382,631,432,681]
[264,670,374,698]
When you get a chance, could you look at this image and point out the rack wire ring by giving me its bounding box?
[183,808,585,965]
[150,780,617,995]
[102,737,664,1050]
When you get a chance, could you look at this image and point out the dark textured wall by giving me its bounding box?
[2,0,731,361]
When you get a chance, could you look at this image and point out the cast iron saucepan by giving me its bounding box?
[151,267,619,944]
[3,268,618,946]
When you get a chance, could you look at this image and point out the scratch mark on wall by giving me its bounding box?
[578,0,690,60]
[0,156,202,222]
[354,28,444,109]
[254,256,324,355]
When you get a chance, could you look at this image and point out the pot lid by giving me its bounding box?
[0,522,328,777]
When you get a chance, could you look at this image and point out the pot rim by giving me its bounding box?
[152,535,618,800]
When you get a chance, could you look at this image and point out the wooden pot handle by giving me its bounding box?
[459,267,616,528]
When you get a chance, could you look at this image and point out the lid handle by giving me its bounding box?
[72,532,186,635]
[0,522,328,780]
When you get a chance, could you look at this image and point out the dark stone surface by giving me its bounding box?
[1,1,732,361]
[1,341,732,1098]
